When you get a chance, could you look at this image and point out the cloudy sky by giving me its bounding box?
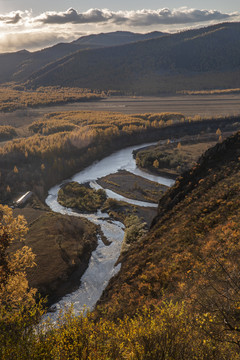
[0,0,239,52]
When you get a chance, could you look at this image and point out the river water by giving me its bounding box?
[45,142,174,321]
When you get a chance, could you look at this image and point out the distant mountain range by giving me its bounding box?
[0,31,165,84]
[1,23,240,94]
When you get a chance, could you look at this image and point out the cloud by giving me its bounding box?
[37,8,112,25]
[0,7,239,53]
[0,10,23,24]
[0,7,238,28]
[0,31,78,53]
[35,7,238,26]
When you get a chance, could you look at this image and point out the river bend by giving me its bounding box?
[45,143,174,321]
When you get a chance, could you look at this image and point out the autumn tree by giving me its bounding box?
[0,204,36,310]
[177,142,182,150]
[0,205,45,358]
[13,166,18,174]
[121,215,147,253]
[153,159,159,169]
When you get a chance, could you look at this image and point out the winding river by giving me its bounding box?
[45,142,174,321]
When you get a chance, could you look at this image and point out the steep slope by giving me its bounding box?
[0,31,164,83]
[27,22,240,93]
[98,130,240,320]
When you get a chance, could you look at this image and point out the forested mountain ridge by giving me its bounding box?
[0,31,165,84]
[26,22,240,94]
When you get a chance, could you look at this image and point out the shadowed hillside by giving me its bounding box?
[0,31,164,84]
[26,22,240,94]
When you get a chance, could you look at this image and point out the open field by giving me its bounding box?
[0,94,240,132]
[71,94,240,117]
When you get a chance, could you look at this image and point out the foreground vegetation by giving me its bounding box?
[2,302,239,360]
[0,202,238,359]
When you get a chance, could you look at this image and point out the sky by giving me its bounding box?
[0,0,239,53]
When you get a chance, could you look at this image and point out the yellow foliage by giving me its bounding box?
[2,302,238,359]
[13,165,18,173]
[0,86,103,112]
[0,205,36,310]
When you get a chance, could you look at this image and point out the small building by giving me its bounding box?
[15,191,33,207]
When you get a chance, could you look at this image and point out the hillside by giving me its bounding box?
[0,50,30,83]
[26,22,240,94]
[98,130,240,327]
[0,31,164,84]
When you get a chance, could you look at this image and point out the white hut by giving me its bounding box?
[15,191,33,207]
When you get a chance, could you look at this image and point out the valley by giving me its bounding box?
[1,19,240,359]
